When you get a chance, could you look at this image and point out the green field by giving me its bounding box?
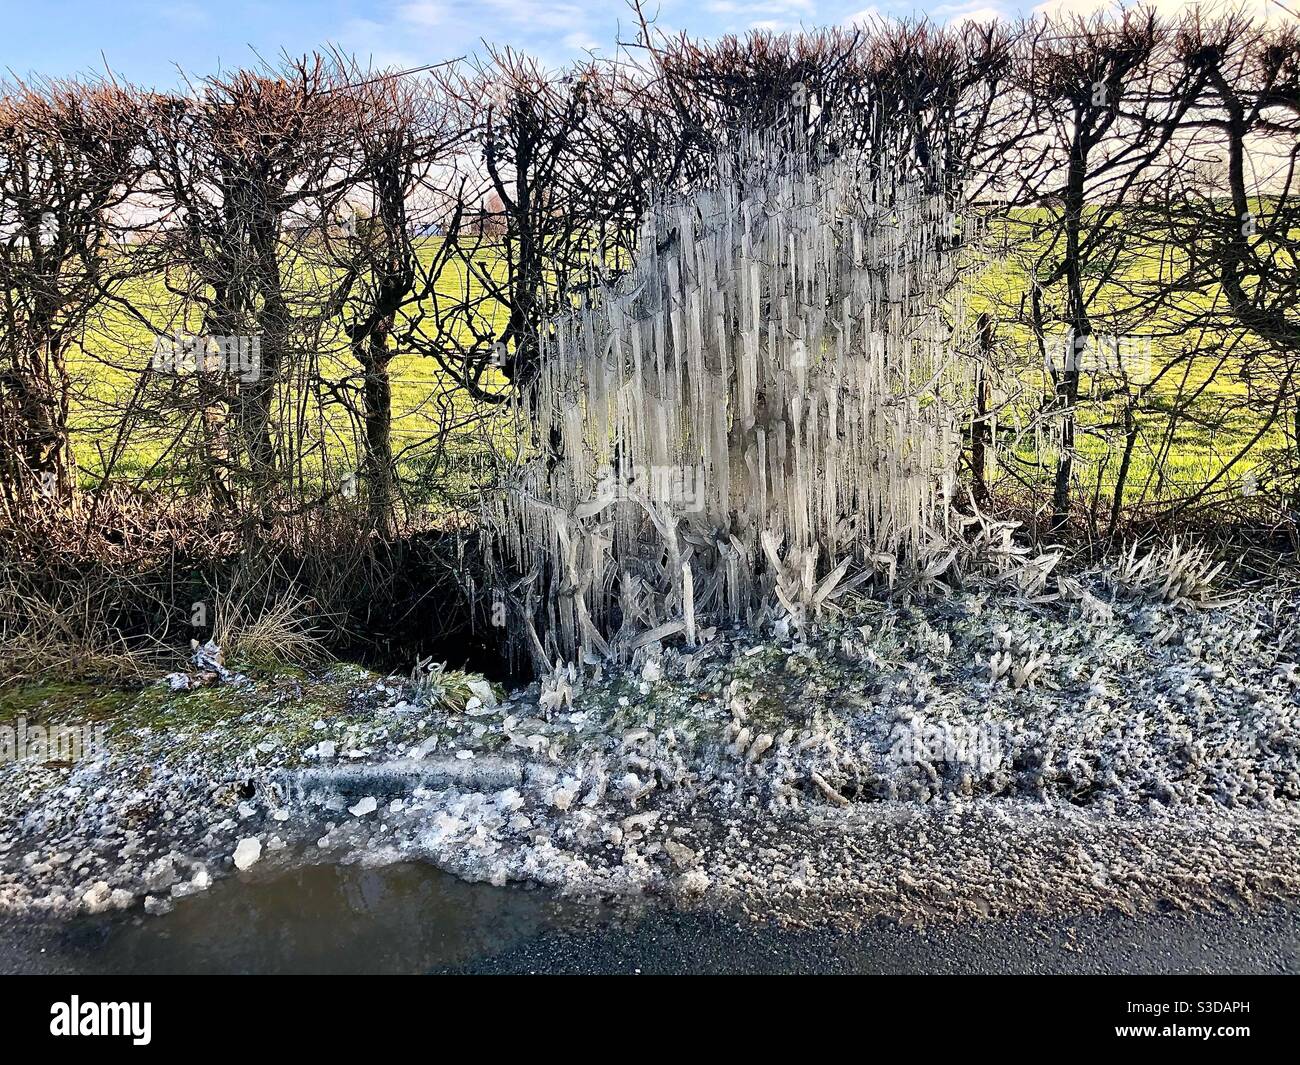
[62,222,1291,522]
[963,210,1291,517]
[67,242,515,513]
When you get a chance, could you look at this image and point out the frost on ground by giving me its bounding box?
[1,562,1298,926]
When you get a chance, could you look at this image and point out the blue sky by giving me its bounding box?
[0,0,1181,85]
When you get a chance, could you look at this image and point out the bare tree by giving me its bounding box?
[0,78,144,519]
[1134,13,1300,518]
[318,61,467,535]
[996,12,1188,530]
[132,56,355,523]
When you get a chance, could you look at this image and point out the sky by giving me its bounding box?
[0,0,1291,86]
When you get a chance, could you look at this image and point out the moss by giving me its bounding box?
[0,681,136,727]
[0,656,516,776]
[0,660,387,759]
[119,682,252,732]
[226,658,312,683]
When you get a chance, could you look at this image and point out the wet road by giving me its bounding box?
[445,904,1300,975]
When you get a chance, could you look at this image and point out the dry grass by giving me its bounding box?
[0,494,351,683]
[211,590,330,668]
[0,581,175,686]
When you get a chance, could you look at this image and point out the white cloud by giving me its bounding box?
[842,6,881,27]
[332,17,421,71]
[398,2,444,28]
[846,0,1006,28]
[562,30,601,52]
[946,5,1006,25]
[927,1,1009,24]
[481,0,590,31]
[706,0,817,32]
[1033,0,1297,21]
[707,1,815,14]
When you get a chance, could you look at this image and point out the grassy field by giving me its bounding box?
[964,211,1290,516]
[62,224,1289,520]
[67,242,514,512]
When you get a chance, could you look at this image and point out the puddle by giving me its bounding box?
[31,861,595,974]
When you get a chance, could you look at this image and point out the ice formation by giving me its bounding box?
[3,566,1299,922]
[487,131,977,668]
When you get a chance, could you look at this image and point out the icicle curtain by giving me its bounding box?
[489,129,978,669]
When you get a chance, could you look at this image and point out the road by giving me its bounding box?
[1,861,1297,974]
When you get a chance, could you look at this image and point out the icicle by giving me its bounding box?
[486,127,980,671]
[682,561,696,648]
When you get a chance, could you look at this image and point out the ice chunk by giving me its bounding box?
[348,796,378,817]
[232,837,262,870]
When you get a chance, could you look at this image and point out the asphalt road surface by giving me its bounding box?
[1,861,1297,974]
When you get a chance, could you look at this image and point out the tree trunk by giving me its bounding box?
[1052,106,1091,531]
[358,324,397,538]
[969,312,993,506]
